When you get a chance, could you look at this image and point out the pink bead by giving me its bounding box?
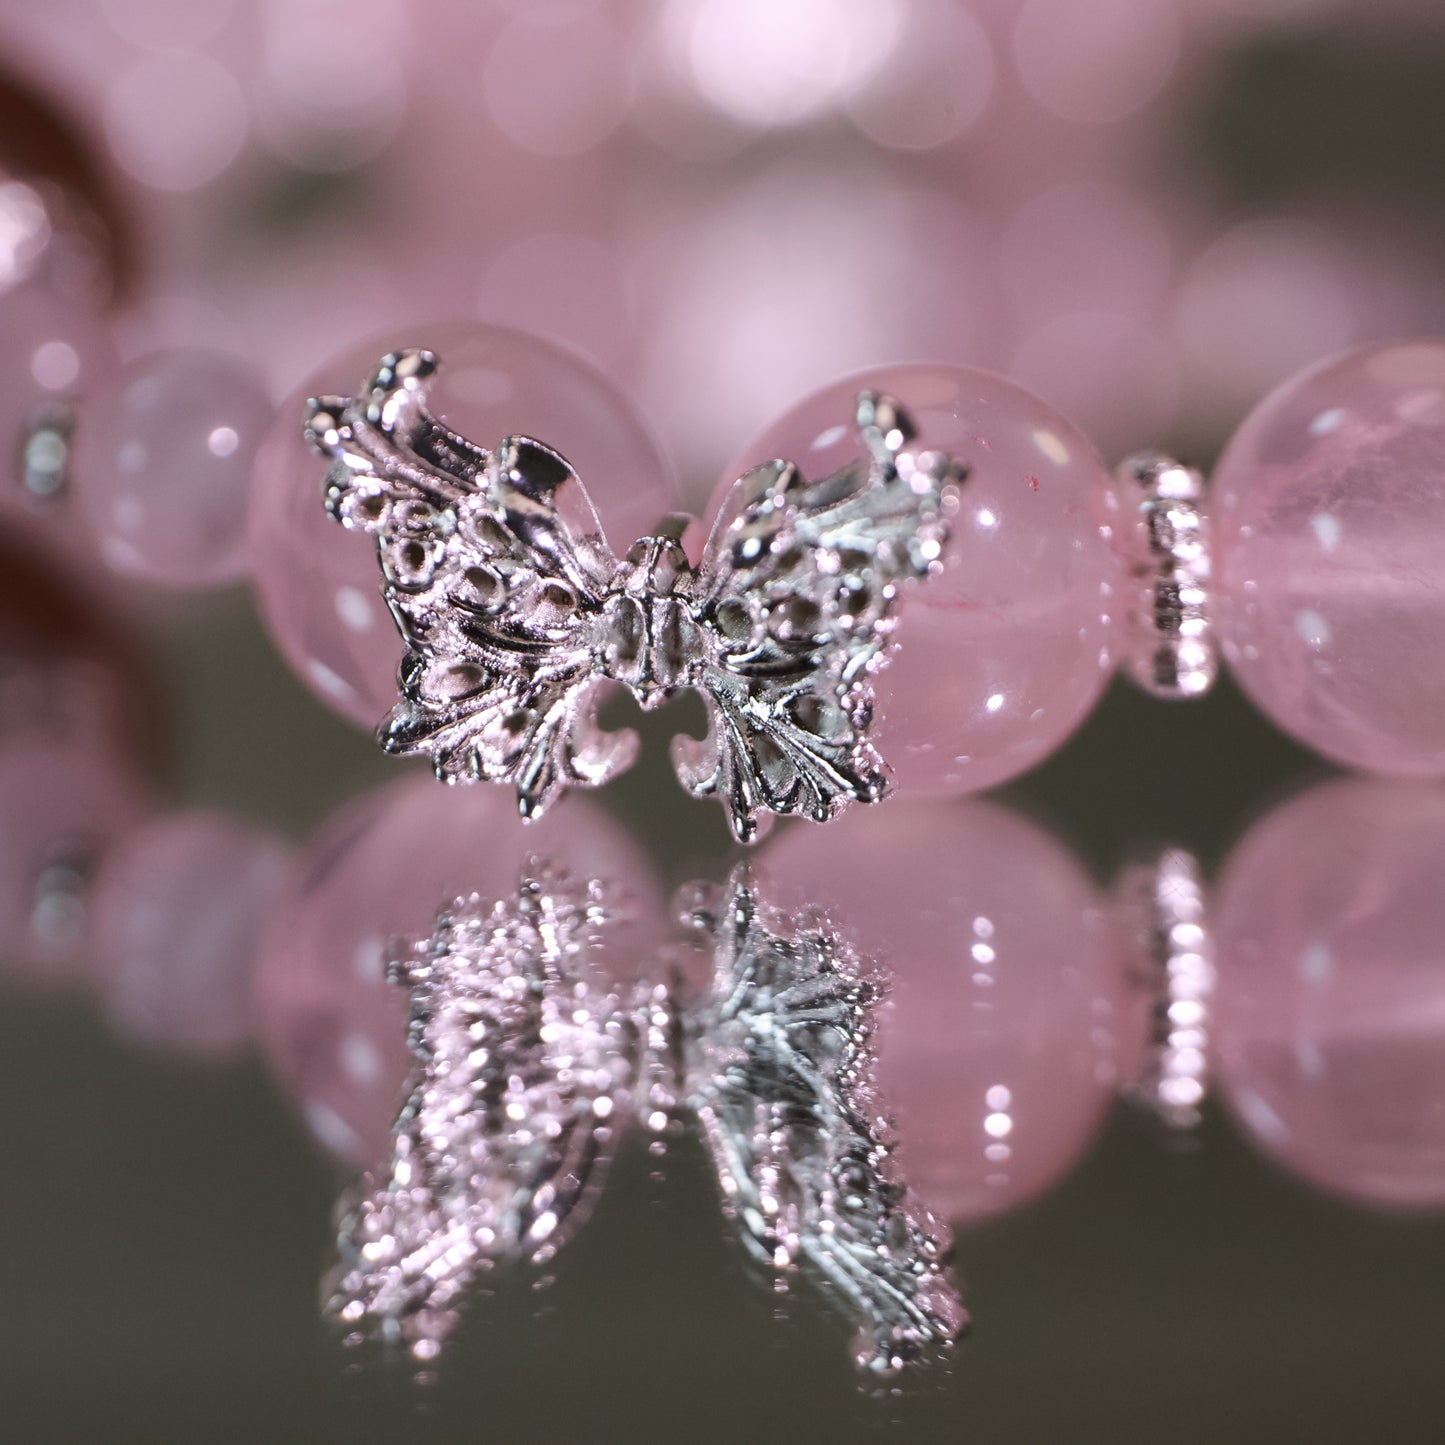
[249,323,678,727]
[0,735,146,980]
[88,810,293,1055]
[254,775,663,1164]
[1215,341,1445,776]
[0,277,116,520]
[732,365,1120,795]
[71,348,272,587]
[1214,778,1445,1210]
[760,797,1123,1224]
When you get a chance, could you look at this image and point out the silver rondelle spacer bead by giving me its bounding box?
[1116,846,1215,1130]
[1112,452,1217,700]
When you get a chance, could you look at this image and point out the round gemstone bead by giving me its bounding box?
[1215,778,1445,1209]
[254,776,663,1164]
[88,810,293,1055]
[248,323,678,728]
[761,797,1123,1224]
[71,348,273,587]
[732,364,1120,795]
[1214,340,1445,776]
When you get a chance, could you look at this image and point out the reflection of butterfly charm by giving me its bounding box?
[325,868,636,1364]
[676,873,966,1373]
[325,863,964,1375]
[306,350,964,842]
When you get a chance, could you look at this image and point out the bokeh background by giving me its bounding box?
[2,2,1445,1441]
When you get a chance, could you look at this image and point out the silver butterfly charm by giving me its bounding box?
[306,350,964,842]
[325,862,964,1375]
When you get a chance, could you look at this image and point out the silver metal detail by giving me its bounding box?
[677,870,965,1374]
[325,862,965,1376]
[308,350,964,842]
[20,404,74,504]
[1116,847,1215,1129]
[324,868,637,1367]
[30,839,98,954]
[1112,453,1216,699]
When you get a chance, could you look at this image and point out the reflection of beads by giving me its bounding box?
[1216,778,1445,1211]
[1113,847,1214,1130]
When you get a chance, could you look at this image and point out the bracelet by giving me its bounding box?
[0,62,1439,843]
[257,326,1445,843]
[20,278,1428,841]
[4,1,1442,1408]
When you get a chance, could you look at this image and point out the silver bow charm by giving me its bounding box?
[307,350,964,842]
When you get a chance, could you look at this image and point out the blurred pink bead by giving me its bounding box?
[731,365,1120,796]
[761,798,1123,1225]
[631,166,992,503]
[844,0,994,151]
[1215,341,1445,776]
[0,277,116,519]
[1215,778,1445,1209]
[248,323,678,727]
[254,775,663,1165]
[89,809,293,1055]
[1012,0,1182,126]
[0,735,146,979]
[71,348,272,587]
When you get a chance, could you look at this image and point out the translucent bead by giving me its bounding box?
[253,776,663,1164]
[732,364,1120,795]
[760,797,1122,1224]
[0,278,116,519]
[1215,778,1445,1209]
[249,323,677,728]
[1214,340,1445,776]
[71,348,273,587]
[88,810,293,1055]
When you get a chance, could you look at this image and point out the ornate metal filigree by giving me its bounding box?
[307,350,964,841]
[325,862,965,1375]
[324,869,637,1364]
[677,872,965,1373]
[1115,846,1215,1129]
[1112,453,1216,699]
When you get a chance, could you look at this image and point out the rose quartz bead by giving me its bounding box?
[0,277,116,519]
[731,365,1120,796]
[254,775,663,1165]
[70,348,273,588]
[88,810,293,1056]
[249,323,677,727]
[1215,341,1445,776]
[1215,778,1445,1210]
[760,798,1123,1224]
[0,735,146,980]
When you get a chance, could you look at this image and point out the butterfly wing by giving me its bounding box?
[679,869,965,1373]
[307,349,635,819]
[673,393,963,842]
